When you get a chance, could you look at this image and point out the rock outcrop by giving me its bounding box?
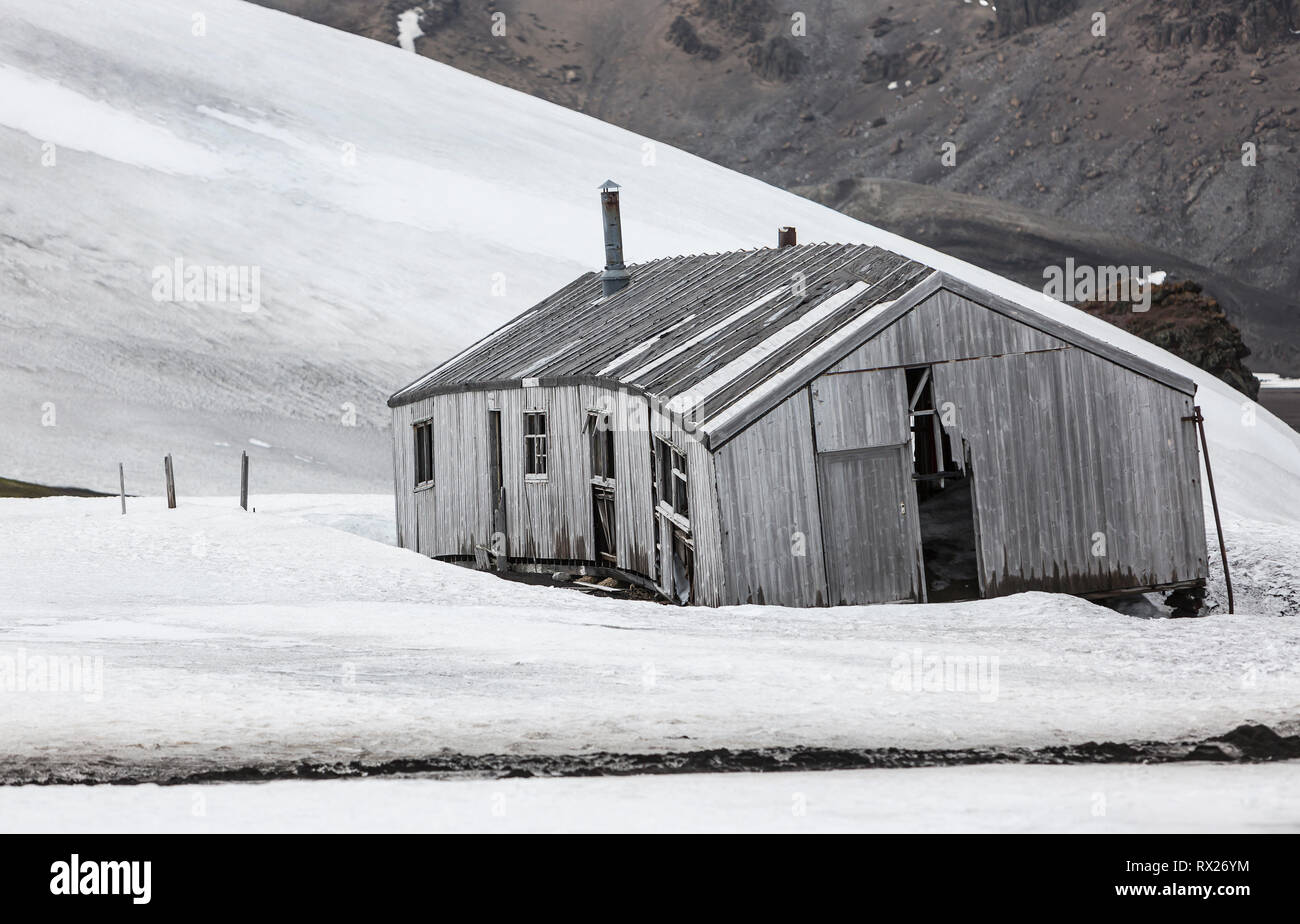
[1078,280,1260,399]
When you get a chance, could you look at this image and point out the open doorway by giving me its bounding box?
[906,366,981,602]
[587,410,618,566]
[487,409,507,572]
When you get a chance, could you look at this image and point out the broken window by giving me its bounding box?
[413,420,434,488]
[672,451,689,519]
[655,437,690,522]
[524,411,548,478]
[586,410,615,482]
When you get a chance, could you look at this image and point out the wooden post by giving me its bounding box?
[119,463,126,515]
[240,451,249,511]
[164,454,176,509]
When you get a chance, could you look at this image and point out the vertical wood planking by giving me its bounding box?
[810,367,908,451]
[714,388,827,606]
[931,346,1205,595]
[684,433,725,606]
[390,401,416,549]
[831,289,1068,373]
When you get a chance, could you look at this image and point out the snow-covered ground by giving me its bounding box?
[2,495,1296,782]
[2,763,1296,833]
[1,0,1298,515]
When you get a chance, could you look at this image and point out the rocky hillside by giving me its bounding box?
[250,0,1300,378]
[1078,280,1261,399]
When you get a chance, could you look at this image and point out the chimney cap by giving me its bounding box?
[599,179,621,192]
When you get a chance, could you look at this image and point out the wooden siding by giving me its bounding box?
[714,388,827,606]
[390,400,418,550]
[433,390,493,559]
[494,385,590,560]
[710,287,1204,607]
[391,382,733,595]
[810,367,908,451]
[931,346,1206,595]
[830,288,1067,373]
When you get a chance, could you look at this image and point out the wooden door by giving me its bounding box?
[817,445,923,605]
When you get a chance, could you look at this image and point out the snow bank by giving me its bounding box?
[1,497,1296,774]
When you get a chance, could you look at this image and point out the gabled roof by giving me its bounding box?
[390,242,930,400]
[389,242,1195,446]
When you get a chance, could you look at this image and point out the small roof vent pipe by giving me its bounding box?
[599,180,631,297]
[778,226,797,248]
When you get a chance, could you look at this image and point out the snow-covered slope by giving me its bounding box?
[1,0,1298,519]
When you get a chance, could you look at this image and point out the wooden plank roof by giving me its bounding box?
[388,242,1197,444]
[389,242,932,406]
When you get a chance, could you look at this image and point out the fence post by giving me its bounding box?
[164,454,176,509]
[240,451,249,511]
[119,463,126,515]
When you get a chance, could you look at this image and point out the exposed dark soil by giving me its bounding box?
[5,723,1296,786]
[0,476,114,499]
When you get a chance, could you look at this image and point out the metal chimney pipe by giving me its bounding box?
[600,180,630,296]
[778,226,797,248]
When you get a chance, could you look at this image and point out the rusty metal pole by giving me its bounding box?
[1186,406,1233,614]
[119,463,126,515]
[240,451,249,511]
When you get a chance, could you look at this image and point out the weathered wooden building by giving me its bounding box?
[388,184,1207,607]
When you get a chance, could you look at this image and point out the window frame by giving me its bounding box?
[654,436,690,528]
[413,419,435,491]
[523,410,549,481]
[586,409,616,486]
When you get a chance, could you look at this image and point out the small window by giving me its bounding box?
[587,411,615,481]
[672,450,689,519]
[655,437,689,522]
[524,411,548,478]
[413,421,434,488]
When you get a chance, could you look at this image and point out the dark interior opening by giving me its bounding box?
[487,409,507,571]
[906,367,981,602]
[593,486,617,565]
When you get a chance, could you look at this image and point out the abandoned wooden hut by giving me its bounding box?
[388,183,1208,608]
